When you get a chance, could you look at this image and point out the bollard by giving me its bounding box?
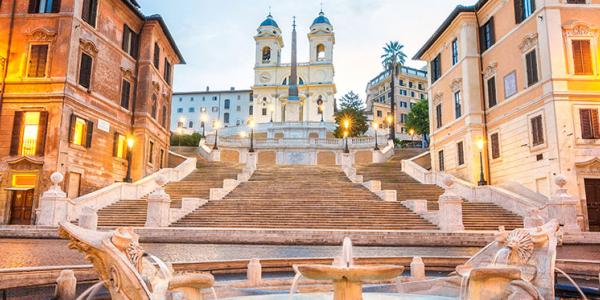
[78,206,98,230]
[247,258,262,286]
[410,257,426,280]
[54,269,77,300]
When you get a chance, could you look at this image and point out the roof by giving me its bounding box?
[260,14,280,28]
[367,66,428,89]
[174,89,253,96]
[312,12,331,26]
[146,15,186,64]
[413,0,489,60]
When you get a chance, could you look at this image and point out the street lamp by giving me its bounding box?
[124,136,134,183]
[200,113,208,137]
[373,121,380,150]
[248,118,256,153]
[343,118,351,154]
[318,104,324,122]
[176,127,183,147]
[477,138,488,186]
[343,130,350,153]
[409,128,415,148]
[269,104,275,123]
[387,115,394,140]
[213,120,221,150]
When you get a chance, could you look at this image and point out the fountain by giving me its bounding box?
[292,237,405,300]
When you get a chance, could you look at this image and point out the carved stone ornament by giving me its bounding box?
[120,67,135,80]
[519,33,538,53]
[564,22,598,37]
[504,229,535,265]
[152,81,161,93]
[450,78,463,92]
[79,39,99,55]
[483,62,498,79]
[27,28,57,42]
[433,92,443,104]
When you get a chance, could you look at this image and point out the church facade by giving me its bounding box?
[252,12,337,124]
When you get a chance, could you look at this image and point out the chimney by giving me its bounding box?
[230,87,235,91]
[206,86,210,92]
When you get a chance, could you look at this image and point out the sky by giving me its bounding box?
[140,0,468,99]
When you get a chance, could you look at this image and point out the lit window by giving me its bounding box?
[21,112,40,156]
[114,134,127,159]
[73,118,86,146]
[69,115,92,148]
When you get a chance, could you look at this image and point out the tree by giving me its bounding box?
[333,92,369,138]
[405,100,430,146]
[170,132,202,147]
[380,41,407,140]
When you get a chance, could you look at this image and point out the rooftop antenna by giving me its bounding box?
[268,5,272,16]
[320,1,323,13]
[292,16,296,29]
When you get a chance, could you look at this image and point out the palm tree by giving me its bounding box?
[381,41,407,140]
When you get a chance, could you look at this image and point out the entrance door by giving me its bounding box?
[9,189,34,225]
[585,179,600,231]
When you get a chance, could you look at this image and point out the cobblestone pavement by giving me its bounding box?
[0,239,598,269]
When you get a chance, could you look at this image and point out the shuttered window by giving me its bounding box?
[81,0,98,27]
[531,115,544,146]
[78,52,93,89]
[9,111,48,156]
[514,0,535,24]
[161,105,168,128]
[454,91,462,119]
[580,109,600,139]
[435,104,442,128]
[491,133,500,159]
[572,40,593,75]
[438,150,445,171]
[148,141,154,164]
[68,115,93,148]
[120,79,131,110]
[164,59,172,85]
[525,50,539,87]
[122,25,139,58]
[451,39,459,65]
[431,54,442,83]
[487,77,497,108]
[28,0,61,13]
[457,142,465,166]
[153,43,160,69]
[480,18,495,52]
[113,133,127,159]
[27,44,49,78]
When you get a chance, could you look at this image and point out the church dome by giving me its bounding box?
[260,14,279,28]
[312,11,331,26]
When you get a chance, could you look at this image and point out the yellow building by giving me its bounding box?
[415,0,600,231]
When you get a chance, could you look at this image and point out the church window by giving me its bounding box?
[316,44,326,61]
[262,47,271,63]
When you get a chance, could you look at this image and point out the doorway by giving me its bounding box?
[9,189,34,225]
[585,179,600,232]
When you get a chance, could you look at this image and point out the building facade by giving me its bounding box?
[415,0,600,231]
[171,88,253,133]
[365,66,428,138]
[252,11,336,124]
[0,0,183,225]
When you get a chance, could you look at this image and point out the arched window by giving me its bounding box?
[262,47,271,63]
[316,44,326,60]
[282,77,305,85]
[161,105,167,127]
[151,94,157,119]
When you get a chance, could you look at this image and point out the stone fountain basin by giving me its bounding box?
[296,264,405,282]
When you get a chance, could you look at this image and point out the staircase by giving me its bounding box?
[357,151,524,231]
[95,160,243,227]
[172,165,438,230]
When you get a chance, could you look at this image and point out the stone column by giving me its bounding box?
[145,174,171,227]
[548,175,581,232]
[437,176,465,231]
[37,172,70,226]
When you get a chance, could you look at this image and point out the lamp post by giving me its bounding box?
[269,104,275,123]
[248,118,256,153]
[343,118,351,154]
[318,104,324,122]
[124,137,134,183]
[213,120,221,150]
[477,138,488,186]
[373,121,380,150]
[387,115,394,140]
[200,113,208,138]
[176,127,183,147]
[409,128,415,148]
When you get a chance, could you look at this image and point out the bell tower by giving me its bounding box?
[308,10,335,63]
[255,14,283,67]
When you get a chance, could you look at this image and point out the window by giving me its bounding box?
[151,95,157,119]
[457,142,464,166]
[122,25,139,58]
[28,0,60,13]
[9,111,48,156]
[177,108,183,113]
[431,54,442,82]
[262,47,271,63]
[418,83,423,90]
[153,43,160,69]
[120,79,131,109]
[148,141,154,164]
[399,80,404,86]
[452,38,459,65]
[487,77,497,108]
[480,18,495,52]
[420,94,426,100]
[212,106,218,112]
[190,97,195,102]
[377,110,382,117]
[78,52,93,89]
[454,91,462,119]
[188,107,195,113]
[530,115,544,146]
[572,40,593,75]
[27,45,49,78]
[159,149,165,168]
[409,82,414,88]
[504,71,518,98]
[411,91,415,98]
[113,133,127,159]
[237,105,241,112]
[400,114,407,123]
[438,150,445,171]
[188,121,193,128]
[212,96,217,101]
[224,113,230,123]
[316,44,326,60]
[491,133,500,159]
[81,0,98,27]
[400,101,408,108]
[68,115,93,148]
[224,99,231,109]
[164,59,172,85]
[201,107,207,112]
[514,0,535,24]
[249,105,254,115]
[262,108,267,116]
[161,105,167,128]
[525,49,539,87]
[580,109,600,139]
[435,104,442,128]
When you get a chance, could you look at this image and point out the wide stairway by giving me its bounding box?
[95,160,242,227]
[357,151,524,230]
[172,165,438,230]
